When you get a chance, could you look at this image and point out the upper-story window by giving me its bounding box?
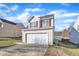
[42,19,49,28]
[30,21,38,28]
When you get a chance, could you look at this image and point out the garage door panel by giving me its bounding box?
[27,33,48,45]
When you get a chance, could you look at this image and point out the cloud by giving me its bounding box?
[17,13,29,22]
[6,16,18,22]
[48,9,67,18]
[55,26,64,31]
[0,9,19,22]
[63,19,76,23]
[0,10,28,24]
[0,3,10,12]
[0,5,46,27]
[25,8,45,12]
[0,3,8,9]
[25,9,31,12]
[0,10,8,18]
[16,7,46,26]
[17,10,30,23]
[0,4,19,13]
[0,4,46,24]
[0,11,19,22]
[0,4,21,23]
[17,7,46,23]
[48,9,79,18]
[31,8,45,12]
[60,3,70,6]
[61,13,79,17]
[48,10,67,14]
[16,11,30,27]
[48,9,78,31]
[55,24,70,31]
[10,5,19,11]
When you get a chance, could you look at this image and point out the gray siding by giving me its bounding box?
[69,27,79,44]
[0,22,23,37]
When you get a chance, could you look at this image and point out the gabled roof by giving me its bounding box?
[0,18,17,25]
[28,16,35,22]
[28,14,54,22]
[39,14,54,19]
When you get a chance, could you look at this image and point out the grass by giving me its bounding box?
[58,44,79,56]
[60,46,79,56]
[0,39,16,48]
[45,41,79,56]
[58,41,78,48]
[57,41,79,55]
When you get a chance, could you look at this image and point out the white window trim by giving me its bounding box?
[31,22,37,28]
[42,19,49,28]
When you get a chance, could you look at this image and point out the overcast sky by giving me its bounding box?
[0,3,79,31]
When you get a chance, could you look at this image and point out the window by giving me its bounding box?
[42,19,49,28]
[31,21,37,28]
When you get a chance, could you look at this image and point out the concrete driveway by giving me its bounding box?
[0,44,48,56]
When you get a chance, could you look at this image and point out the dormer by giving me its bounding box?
[28,14,54,29]
[28,16,40,29]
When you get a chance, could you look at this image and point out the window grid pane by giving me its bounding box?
[42,20,49,28]
[31,22,37,28]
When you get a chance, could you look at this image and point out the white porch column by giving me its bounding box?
[49,29,53,45]
[22,30,26,43]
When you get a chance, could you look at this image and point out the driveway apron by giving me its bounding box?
[0,44,48,56]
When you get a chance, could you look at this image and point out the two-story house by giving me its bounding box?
[22,14,54,45]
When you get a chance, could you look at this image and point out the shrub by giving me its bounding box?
[53,36,61,45]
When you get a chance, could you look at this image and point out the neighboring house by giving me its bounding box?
[0,18,24,38]
[69,17,79,44]
[54,28,71,41]
[54,31,63,41]
[22,14,54,45]
[62,28,71,40]
[54,31,62,37]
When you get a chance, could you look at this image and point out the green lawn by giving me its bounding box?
[0,39,15,48]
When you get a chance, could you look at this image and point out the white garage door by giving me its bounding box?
[26,33,48,45]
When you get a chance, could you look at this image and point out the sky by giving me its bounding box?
[0,3,79,31]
